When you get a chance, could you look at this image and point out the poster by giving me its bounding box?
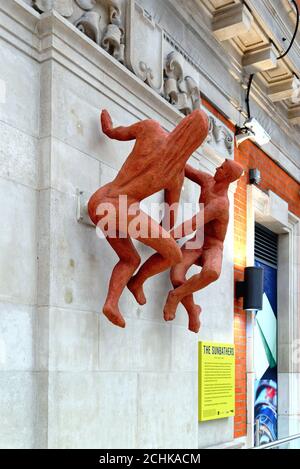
[254,260,278,445]
[198,341,235,421]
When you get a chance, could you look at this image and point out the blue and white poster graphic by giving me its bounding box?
[254,260,278,446]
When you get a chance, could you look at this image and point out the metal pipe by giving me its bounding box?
[252,432,300,450]
[255,418,260,447]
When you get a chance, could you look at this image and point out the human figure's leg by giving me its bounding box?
[171,247,201,287]
[170,246,202,332]
[96,200,182,325]
[103,235,141,328]
[164,247,222,321]
[127,211,183,305]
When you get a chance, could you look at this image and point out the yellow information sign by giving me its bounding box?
[198,341,235,421]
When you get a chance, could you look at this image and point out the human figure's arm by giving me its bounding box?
[185,164,212,187]
[171,201,222,239]
[101,109,142,141]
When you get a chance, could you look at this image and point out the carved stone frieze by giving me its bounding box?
[125,0,163,92]
[164,51,201,115]
[32,0,125,63]
[208,116,234,153]
[289,106,300,125]
[163,42,233,156]
[268,75,300,103]
[291,76,300,105]
[30,0,234,156]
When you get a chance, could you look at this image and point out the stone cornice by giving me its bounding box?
[0,0,40,58]
[247,0,300,74]
[161,0,300,179]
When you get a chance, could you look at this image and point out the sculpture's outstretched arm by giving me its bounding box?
[171,202,221,239]
[185,164,212,186]
[101,109,142,141]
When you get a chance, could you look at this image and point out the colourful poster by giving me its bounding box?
[254,260,278,445]
[198,341,235,421]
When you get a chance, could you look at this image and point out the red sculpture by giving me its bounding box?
[88,109,209,328]
[164,161,244,333]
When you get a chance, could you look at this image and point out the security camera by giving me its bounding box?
[236,118,271,147]
[235,129,254,147]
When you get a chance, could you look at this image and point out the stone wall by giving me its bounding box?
[1,0,299,449]
[0,29,42,448]
[0,0,236,448]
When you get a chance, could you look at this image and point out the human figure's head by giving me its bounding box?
[214,159,243,184]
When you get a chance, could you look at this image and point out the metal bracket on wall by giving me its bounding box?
[76,190,94,227]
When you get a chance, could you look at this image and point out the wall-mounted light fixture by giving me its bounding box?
[249,168,261,185]
[236,266,264,311]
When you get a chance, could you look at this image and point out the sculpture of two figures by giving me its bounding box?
[88,109,243,333]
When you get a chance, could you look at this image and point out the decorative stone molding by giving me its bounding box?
[268,76,300,103]
[161,43,235,159]
[125,0,163,92]
[196,0,300,126]
[164,51,201,115]
[249,186,289,234]
[32,0,125,63]
[242,44,277,74]
[207,116,234,154]
[29,0,300,128]
[288,106,300,125]
[291,77,300,104]
[8,0,298,183]
[212,3,253,42]
[101,1,125,62]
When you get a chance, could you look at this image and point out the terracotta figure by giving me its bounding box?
[163,160,244,333]
[88,109,209,328]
